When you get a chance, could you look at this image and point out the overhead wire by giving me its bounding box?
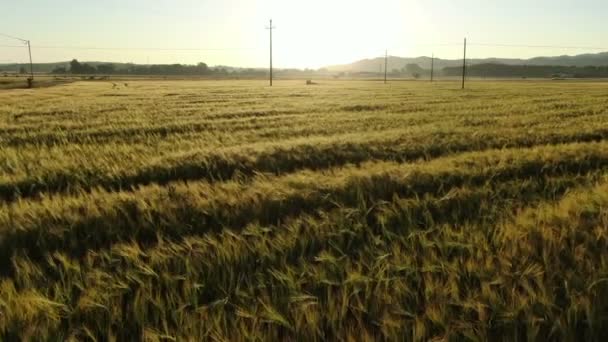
[0,32,28,42]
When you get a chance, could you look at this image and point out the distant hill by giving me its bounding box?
[3,51,608,75]
[525,53,608,67]
[326,52,608,73]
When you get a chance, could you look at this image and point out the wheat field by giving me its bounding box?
[1,79,608,340]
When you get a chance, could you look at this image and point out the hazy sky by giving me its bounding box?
[1,0,606,68]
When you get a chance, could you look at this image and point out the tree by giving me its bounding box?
[70,59,96,74]
[19,66,26,74]
[52,66,67,74]
[70,59,82,74]
[195,62,209,74]
[97,64,115,74]
[405,63,424,78]
[80,63,97,74]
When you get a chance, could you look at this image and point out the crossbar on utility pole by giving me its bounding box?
[462,38,467,89]
[384,50,388,84]
[266,19,276,86]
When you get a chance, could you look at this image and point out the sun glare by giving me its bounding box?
[255,0,412,68]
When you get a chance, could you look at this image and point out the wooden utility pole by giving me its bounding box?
[27,40,34,81]
[431,53,434,82]
[462,38,467,89]
[0,33,34,85]
[266,19,276,86]
[384,50,388,84]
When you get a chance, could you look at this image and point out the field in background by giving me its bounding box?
[1,80,608,340]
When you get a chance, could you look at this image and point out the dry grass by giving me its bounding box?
[1,79,608,340]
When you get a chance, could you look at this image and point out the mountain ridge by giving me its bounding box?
[325,52,608,72]
[2,51,608,74]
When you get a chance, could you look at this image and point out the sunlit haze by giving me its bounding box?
[2,0,607,68]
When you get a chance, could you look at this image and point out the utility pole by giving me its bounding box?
[462,38,467,89]
[266,19,276,86]
[384,49,388,84]
[431,53,434,82]
[0,33,34,86]
[27,40,33,81]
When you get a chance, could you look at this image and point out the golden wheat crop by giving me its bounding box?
[1,79,608,340]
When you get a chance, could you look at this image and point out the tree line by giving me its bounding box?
[443,63,608,78]
[18,59,608,78]
[51,59,267,76]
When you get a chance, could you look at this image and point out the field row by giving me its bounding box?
[1,124,608,202]
[2,155,607,340]
[2,80,608,340]
[2,139,607,269]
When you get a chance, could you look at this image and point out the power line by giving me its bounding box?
[2,42,607,54]
[468,43,608,50]
[0,42,582,53]
[0,32,27,42]
[389,43,462,49]
[380,43,608,58]
[0,44,260,51]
